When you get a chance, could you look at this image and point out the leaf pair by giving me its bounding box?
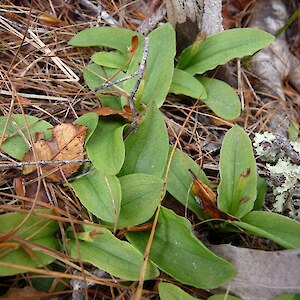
[70,25,274,121]
[166,125,258,220]
[69,23,176,109]
[167,126,258,220]
[70,171,163,227]
[75,100,166,202]
[167,125,300,249]
[67,206,236,287]
[71,102,168,226]
[217,126,300,248]
[70,104,237,288]
[172,28,274,120]
[67,225,159,281]
[0,210,59,276]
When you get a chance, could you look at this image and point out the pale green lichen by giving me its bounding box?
[291,141,300,153]
[253,132,277,161]
[253,133,300,220]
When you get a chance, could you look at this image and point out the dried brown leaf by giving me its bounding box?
[13,177,25,198]
[85,106,142,124]
[190,170,239,221]
[129,35,139,54]
[210,244,300,300]
[22,124,87,182]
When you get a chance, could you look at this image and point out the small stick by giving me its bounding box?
[81,36,150,131]
[93,71,139,92]
[128,36,150,129]
[79,71,139,103]
[0,159,90,169]
[137,6,167,35]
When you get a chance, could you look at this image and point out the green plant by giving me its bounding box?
[1,22,298,298]
[68,24,274,120]
[216,126,300,249]
[0,210,59,276]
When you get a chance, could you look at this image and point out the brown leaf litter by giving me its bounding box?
[22,123,87,182]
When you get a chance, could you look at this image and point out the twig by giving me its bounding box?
[137,6,167,35]
[128,36,150,128]
[78,71,138,104]
[0,159,90,169]
[83,36,150,132]
[94,71,139,92]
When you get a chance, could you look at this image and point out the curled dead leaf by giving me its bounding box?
[190,169,239,221]
[22,123,87,182]
[80,106,142,124]
[13,177,25,198]
[129,35,139,54]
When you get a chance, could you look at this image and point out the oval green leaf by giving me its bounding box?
[74,112,99,143]
[92,51,128,69]
[124,23,176,107]
[68,27,142,54]
[86,119,125,175]
[119,102,169,178]
[126,207,236,288]
[117,173,164,228]
[218,125,257,218]
[0,115,52,160]
[166,147,209,220]
[198,77,241,120]
[177,28,274,75]
[238,211,300,249]
[68,225,159,280]
[253,175,267,210]
[159,283,198,300]
[83,64,125,109]
[0,210,59,276]
[169,69,207,99]
[70,170,121,223]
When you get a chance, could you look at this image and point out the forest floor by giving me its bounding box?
[0,0,299,299]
